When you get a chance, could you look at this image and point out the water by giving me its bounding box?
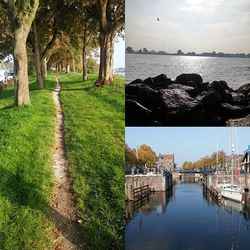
[126,54,250,89]
[125,181,250,250]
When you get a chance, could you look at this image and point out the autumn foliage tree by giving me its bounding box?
[182,151,227,170]
[125,144,137,165]
[138,144,157,165]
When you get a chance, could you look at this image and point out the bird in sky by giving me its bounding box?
[157,17,160,21]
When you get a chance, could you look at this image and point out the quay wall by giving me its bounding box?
[125,173,172,200]
[204,173,250,189]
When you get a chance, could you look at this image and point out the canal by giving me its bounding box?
[125,179,250,250]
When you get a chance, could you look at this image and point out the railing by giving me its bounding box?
[133,185,151,201]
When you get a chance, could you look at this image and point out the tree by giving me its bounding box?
[177,49,184,55]
[138,144,157,165]
[0,5,13,60]
[125,144,137,165]
[182,161,193,170]
[88,0,125,84]
[1,0,39,106]
[126,46,134,53]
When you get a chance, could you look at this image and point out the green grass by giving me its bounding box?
[58,73,125,249]
[0,73,125,249]
[0,78,56,249]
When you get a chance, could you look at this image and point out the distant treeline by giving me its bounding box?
[126,46,250,59]
[182,151,243,170]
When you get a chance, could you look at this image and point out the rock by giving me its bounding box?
[192,111,224,126]
[125,99,155,126]
[125,83,143,96]
[236,83,250,96]
[224,90,234,104]
[128,78,143,85]
[207,81,230,101]
[247,93,250,103]
[175,73,203,85]
[226,115,250,126]
[200,89,222,109]
[141,74,172,88]
[159,89,200,116]
[153,74,172,88]
[167,84,199,97]
[142,77,154,86]
[218,103,248,119]
[231,92,248,106]
[137,85,161,111]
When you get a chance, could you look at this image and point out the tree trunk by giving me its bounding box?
[98,31,115,84]
[82,27,88,81]
[67,64,70,73]
[41,57,48,79]
[72,58,75,72]
[14,27,30,106]
[33,21,43,89]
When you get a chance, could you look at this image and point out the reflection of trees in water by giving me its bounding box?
[125,187,173,220]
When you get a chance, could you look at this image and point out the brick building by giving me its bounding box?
[158,154,176,171]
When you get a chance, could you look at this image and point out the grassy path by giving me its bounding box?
[0,73,124,249]
[51,79,84,249]
[58,73,125,249]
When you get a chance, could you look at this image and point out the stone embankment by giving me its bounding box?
[126,73,250,126]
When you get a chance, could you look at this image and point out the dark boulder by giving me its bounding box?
[218,103,250,119]
[142,77,154,86]
[200,89,222,109]
[159,89,200,117]
[125,99,154,126]
[153,74,172,88]
[191,110,224,126]
[231,92,248,106]
[142,74,172,88]
[125,83,143,96]
[207,81,230,101]
[128,78,143,85]
[137,85,161,111]
[236,83,250,96]
[175,73,203,85]
[224,90,234,104]
[167,84,199,97]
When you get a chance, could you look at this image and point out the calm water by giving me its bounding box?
[125,181,250,250]
[126,54,250,89]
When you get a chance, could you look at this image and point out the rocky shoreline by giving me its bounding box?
[126,73,250,126]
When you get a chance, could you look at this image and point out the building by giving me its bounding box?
[158,154,176,171]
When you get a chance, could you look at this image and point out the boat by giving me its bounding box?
[219,128,245,203]
[220,184,244,203]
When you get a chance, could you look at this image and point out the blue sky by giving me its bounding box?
[114,36,125,68]
[126,127,250,168]
[126,0,250,53]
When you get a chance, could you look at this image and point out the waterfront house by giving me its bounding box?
[158,154,176,171]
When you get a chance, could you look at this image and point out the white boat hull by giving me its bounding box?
[221,189,243,203]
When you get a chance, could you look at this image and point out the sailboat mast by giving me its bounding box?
[231,128,234,184]
[216,134,219,172]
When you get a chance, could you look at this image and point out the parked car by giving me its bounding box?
[7,72,14,80]
[0,70,6,84]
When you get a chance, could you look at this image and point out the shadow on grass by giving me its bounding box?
[61,86,95,92]
[0,104,15,111]
[61,80,124,114]
[0,80,56,112]
[0,166,84,247]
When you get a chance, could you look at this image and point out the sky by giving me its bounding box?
[114,36,125,68]
[126,0,250,53]
[126,127,250,168]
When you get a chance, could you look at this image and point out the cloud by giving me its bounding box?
[126,0,250,52]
